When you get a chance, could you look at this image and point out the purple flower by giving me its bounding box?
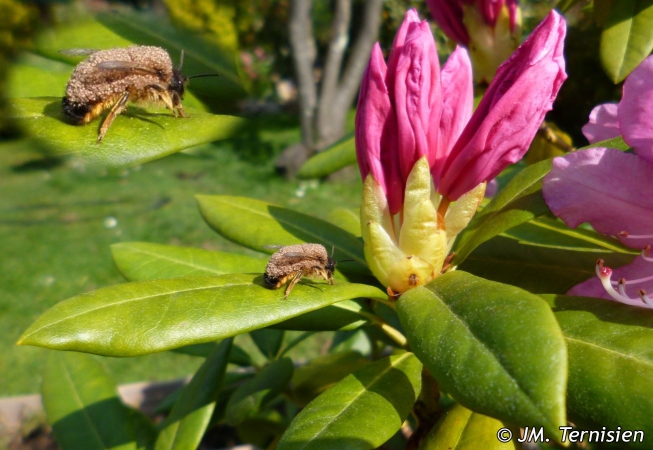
[357,9,567,294]
[543,55,653,308]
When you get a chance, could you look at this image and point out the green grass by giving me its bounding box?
[0,116,362,395]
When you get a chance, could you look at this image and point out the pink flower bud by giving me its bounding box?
[439,10,567,200]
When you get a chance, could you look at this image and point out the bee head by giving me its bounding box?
[326,257,337,277]
[328,246,354,277]
[170,68,187,99]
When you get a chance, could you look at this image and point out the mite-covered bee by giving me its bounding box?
[61,45,215,142]
[264,243,351,299]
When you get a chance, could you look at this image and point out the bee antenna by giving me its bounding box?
[335,259,355,264]
[178,49,185,71]
[187,73,221,80]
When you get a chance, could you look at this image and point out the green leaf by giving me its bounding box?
[502,216,637,253]
[544,294,653,447]
[451,159,552,266]
[42,352,143,450]
[297,133,357,179]
[111,242,266,281]
[196,195,369,275]
[291,351,370,407]
[271,299,374,331]
[155,339,232,450]
[327,208,361,237]
[277,353,422,450]
[398,272,567,440]
[224,357,294,425]
[9,97,245,168]
[18,273,385,356]
[459,235,635,294]
[577,135,631,151]
[600,0,653,83]
[420,403,518,450]
[250,329,285,360]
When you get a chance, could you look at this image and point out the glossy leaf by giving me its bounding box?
[420,403,518,450]
[196,195,369,275]
[297,133,356,179]
[18,274,385,356]
[291,351,370,407]
[600,0,653,83]
[10,97,244,168]
[250,328,285,360]
[398,272,567,440]
[277,353,422,450]
[502,216,636,253]
[224,357,294,425]
[42,351,143,450]
[111,242,266,281]
[459,235,635,294]
[327,208,361,237]
[576,135,631,152]
[451,159,552,266]
[544,294,653,446]
[155,339,232,450]
[271,299,374,331]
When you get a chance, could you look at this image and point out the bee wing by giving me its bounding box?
[282,252,322,261]
[59,48,100,57]
[262,245,284,251]
[96,60,160,76]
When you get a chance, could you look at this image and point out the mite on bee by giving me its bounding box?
[61,45,218,142]
[263,244,352,299]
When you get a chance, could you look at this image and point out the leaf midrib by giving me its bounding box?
[20,281,250,341]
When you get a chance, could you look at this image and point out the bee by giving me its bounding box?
[61,45,217,142]
[263,244,352,299]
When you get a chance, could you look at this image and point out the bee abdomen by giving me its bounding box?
[62,97,93,124]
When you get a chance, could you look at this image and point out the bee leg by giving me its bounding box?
[150,86,185,118]
[98,92,129,143]
[320,268,335,285]
[172,92,186,118]
[284,270,303,299]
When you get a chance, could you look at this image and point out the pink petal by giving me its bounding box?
[386,9,422,97]
[581,103,620,144]
[432,46,473,187]
[619,55,653,164]
[439,10,567,200]
[543,147,653,250]
[393,20,442,186]
[355,44,403,214]
[569,255,653,308]
[425,0,470,45]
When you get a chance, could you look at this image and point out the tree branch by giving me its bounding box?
[332,0,383,126]
[315,0,351,148]
[289,0,317,152]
